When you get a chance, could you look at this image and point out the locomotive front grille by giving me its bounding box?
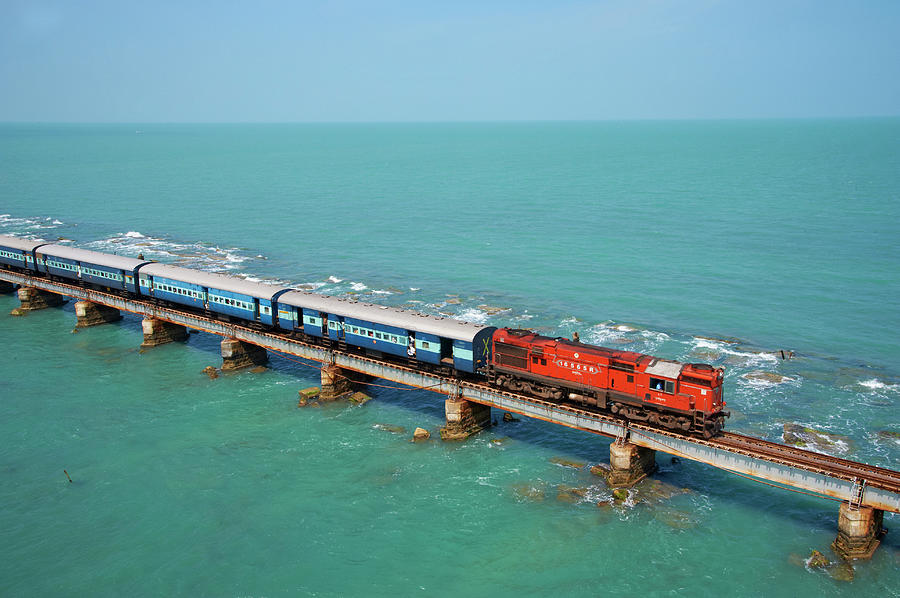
[495,342,529,369]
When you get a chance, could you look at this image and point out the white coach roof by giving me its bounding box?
[38,243,150,271]
[139,262,284,299]
[278,290,493,342]
[0,234,49,252]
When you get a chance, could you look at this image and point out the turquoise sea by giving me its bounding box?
[1,121,898,596]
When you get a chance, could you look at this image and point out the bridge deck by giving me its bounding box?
[3,270,899,513]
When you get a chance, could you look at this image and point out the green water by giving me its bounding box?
[1,121,898,596]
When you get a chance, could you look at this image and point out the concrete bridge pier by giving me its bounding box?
[603,441,658,488]
[0,280,17,294]
[11,287,65,315]
[320,364,356,400]
[221,338,268,371]
[440,397,491,440]
[140,317,188,348]
[75,300,122,328]
[832,502,885,560]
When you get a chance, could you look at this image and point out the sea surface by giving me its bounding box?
[1,121,898,596]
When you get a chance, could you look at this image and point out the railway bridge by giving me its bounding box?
[2,270,898,560]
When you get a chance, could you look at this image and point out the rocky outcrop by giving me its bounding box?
[297,387,320,407]
[783,423,852,454]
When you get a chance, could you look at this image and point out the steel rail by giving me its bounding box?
[715,433,900,492]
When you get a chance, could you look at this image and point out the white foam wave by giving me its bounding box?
[327,275,343,283]
[692,338,723,350]
[124,231,145,238]
[582,322,632,346]
[740,372,796,389]
[350,282,367,291]
[455,308,488,324]
[690,337,777,367]
[859,378,898,392]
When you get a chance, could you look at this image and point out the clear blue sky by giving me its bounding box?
[1,0,898,122]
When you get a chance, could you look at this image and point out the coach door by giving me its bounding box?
[440,338,453,366]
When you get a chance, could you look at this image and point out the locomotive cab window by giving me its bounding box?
[650,378,675,393]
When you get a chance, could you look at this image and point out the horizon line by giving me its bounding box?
[2,115,899,126]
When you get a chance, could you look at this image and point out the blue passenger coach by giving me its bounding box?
[0,235,48,272]
[275,291,495,374]
[36,244,151,292]
[137,263,284,326]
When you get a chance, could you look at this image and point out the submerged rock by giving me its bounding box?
[689,350,720,362]
[412,427,430,441]
[654,508,696,530]
[549,457,586,469]
[636,479,691,503]
[556,485,589,504]
[348,391,372,406]
[373,423,406,435]
[783,424,852,454]
[511,482,546,502]
[611,488,629,502]
[807,550,829,568]
[877,430,900,441]
[829,562,855,582]
[202,366,219,379]
[298,387,320,399]
[695,335,740,345]
[477,304,510,315]
[298,387,320,407]
[743,371,792,384]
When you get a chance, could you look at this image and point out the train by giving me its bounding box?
[0,234,729,438]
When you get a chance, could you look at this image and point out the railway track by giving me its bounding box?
[458,376,900,493]
[4,269,900,502]
[713,432,900,492]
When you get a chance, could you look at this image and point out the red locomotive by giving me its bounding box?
[489,328,728,438]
